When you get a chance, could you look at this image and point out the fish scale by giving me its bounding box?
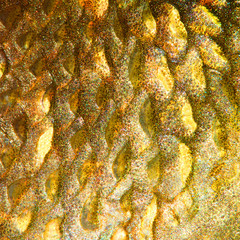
[0,0,239,239]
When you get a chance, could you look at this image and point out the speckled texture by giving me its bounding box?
[0,0,239,239]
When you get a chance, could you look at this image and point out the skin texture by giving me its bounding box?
[0,0,239,239]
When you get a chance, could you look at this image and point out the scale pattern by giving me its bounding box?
[0,0,239,239]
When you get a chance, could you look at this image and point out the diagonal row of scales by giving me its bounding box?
[0,0,239,239]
